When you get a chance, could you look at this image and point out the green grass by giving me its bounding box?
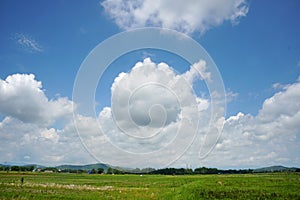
[0,172,299,199]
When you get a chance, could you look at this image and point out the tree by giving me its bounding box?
[141,168,155,173]
[184,168,193,174]
[11,166,20,171]
[19,166,26,171]
[107,167,113,174]
[113,168,124,174]
[97,168,104,174]
[194,167,207,174]
[26,165,35,172]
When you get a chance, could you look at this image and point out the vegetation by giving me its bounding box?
[0,172,299,199]
[1,165,35,172]
[151,167,253,175]
[2,163,298,174]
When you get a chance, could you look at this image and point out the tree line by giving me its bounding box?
[150,167,253,175]
[3,165,298,174]
[0,165,35,172]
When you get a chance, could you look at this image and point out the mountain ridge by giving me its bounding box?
[253,165,299,173]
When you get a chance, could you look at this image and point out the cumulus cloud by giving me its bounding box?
[176,78,300,168]
[183,60,211,83]
[0,74,89,165]
[14,33,43,53]
[111,58,199,130]
[0,116,94,165]
[101,0,249,34]
[258,82,300,125]
[0,62,299,169]
[78,58,212,167]
[0,74,73,125]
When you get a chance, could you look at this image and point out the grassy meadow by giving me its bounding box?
[0,172,299,199]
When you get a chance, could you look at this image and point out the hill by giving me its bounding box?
[56,163,109,171]
[253,165,299,173]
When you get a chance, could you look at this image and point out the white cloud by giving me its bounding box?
[177,78,300,168]
[40,128,59,143]
[0,64,299,169]
[14,33,43,53]
[0,116,94,165]
[183,60,211,83]
[226,111,244,121]
[82,58,211,167]
[111,58,196,130]
[0,74,73,125]
[272,82,285,90]
[259,80,300,124]
[226,90,239,103]
[0,74,90,165]
[101,0,249,34]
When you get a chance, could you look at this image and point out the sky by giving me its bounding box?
[0,0,299,169]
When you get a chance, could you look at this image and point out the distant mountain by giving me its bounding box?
[55,163,109,171]
[254,165,300,173]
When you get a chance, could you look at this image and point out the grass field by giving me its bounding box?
[0,172,299,199]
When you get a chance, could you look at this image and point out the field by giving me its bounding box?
[0,172,299,199]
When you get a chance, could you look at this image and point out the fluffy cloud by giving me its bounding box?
[0,62,299,169]
[0,74,73,125]
[101,0,249,34]
[111,58,199,130]
[258,82,300,125]
[0,74,92,165]
[0,116,93,165]
[78,58,212,167]
[183,60,211,83]
[176,79,300,168]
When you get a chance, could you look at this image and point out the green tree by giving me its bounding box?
[113,168,124,174]
[11,166,20,171]
[97,168,104,174]
[25,165,35,172]
[184,168,193,174]
[19,166,26,171]
[107,167,113,174]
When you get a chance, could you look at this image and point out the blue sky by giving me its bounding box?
[1,0,299,116]
[0,0,299,168]
[199,0,300,116]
